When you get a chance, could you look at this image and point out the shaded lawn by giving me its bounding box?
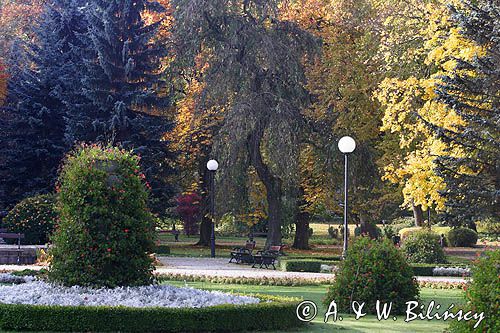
[164,280,464,333]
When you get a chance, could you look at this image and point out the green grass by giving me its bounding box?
[164,280,464,333]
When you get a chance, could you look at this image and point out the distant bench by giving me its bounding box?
[0,228,25,264]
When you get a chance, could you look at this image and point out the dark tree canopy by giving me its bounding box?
[0,0,85,210]
[63,0,175,215]
[172,0,319,246]
[0,0,176,214]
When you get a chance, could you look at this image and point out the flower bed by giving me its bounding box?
[0,275,303,332]
[0,280,259,308]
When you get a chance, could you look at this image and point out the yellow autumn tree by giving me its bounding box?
[375,0,483,225]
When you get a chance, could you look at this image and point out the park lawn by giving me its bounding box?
[164,280,464,333]
[158,232,344,259]
[157,224,485,263]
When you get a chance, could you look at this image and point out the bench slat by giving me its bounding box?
[0,233,25,239]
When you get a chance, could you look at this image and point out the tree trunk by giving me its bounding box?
[248,126,283,248]
[412,204,425,227]
[196,162,211,246]
[293,188,310,249]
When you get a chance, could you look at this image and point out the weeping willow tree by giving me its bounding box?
[171,0,319,246]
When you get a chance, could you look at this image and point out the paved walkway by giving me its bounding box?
[0,257,469,283]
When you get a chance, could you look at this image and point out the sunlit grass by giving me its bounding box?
[163,280,464,333]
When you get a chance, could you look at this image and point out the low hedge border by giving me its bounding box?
[156,273,335,286]
[280,259,339,273]
[0,294,303,332]
[155,245,171,255]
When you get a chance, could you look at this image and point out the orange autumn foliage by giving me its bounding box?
[0,0,43,60]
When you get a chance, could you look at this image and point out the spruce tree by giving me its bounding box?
[434,0,500,227]
[64,0,174,215]
[0,1,86,210]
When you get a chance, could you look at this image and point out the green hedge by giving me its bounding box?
[0,295,302,332]
[281,260,324,272]
[156,245,171,255]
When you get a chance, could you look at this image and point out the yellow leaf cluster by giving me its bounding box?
[376,0,480,211]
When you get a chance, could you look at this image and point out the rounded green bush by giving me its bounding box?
[402,230,447,264]
[449,250,500,332]
[447,227,478,247]
[3,194,57,245]
[49,145,156,287]
[324,236,419,314]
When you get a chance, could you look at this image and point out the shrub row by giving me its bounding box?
[399,227,478,247]
[280,260,326,273]
[156,273,335,286]
[155,245,171,255]
[0,295,303,332]
[280,259,470,277]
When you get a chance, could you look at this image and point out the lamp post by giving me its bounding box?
[207,159,219,258]
[338,136,356,259]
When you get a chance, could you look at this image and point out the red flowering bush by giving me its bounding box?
[49,145,156,287]
[176,192,201,236]
[324,236,419,314]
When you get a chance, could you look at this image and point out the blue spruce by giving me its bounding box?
[0,0,87,210]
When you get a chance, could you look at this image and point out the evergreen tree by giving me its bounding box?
[433,0,500,227]
[0,0,86,210]
[64,0,174,215]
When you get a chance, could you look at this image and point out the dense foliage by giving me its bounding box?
[402,230,447,264]
[0,0,175,215]
[324,236,419,314]
[0,0,498,245]
[433,0,500,227]
[3,194,57,245]
[447,227,478,247]
[171,0,319,247]
[49,145,156,287]
[63,0,174,216]
[176,192,201,236]
[450,250,500,332]
[0,1,82,209]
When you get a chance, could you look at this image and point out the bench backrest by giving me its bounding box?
[0,233,25,239]
[269,245,282,252]
[245,242,256,250]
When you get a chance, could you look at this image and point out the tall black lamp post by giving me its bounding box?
[207,159,219,258]
[338,136,356,259]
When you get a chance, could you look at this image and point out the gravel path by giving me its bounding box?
[0,257,469,283]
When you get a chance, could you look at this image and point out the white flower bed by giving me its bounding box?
[0,273,36,284]
[432,266,471,277]
[0,275,259,308]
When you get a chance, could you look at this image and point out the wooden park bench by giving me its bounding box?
[251,250,278,270]
[229,241,256,264]
[0,228,25,264]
